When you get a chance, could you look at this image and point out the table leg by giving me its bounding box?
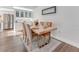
[48,32,51,43]
[37,32,51,48]
[37,35,44,48]
[37,35,39,46]
[44,32,50,45]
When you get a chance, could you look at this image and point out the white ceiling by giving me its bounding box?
[0,6,38,9]
[20,6,37,9]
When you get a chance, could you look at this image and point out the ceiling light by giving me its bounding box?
[0,8,14,11]
[13,7,33,11]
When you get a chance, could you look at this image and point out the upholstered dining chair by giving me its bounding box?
[22,22,39,51]
[36,21,53,47]
[22,22,32,51]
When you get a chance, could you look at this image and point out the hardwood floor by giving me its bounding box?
[0,30,79,52]
[0,30,27,52]
[53,42,79,52]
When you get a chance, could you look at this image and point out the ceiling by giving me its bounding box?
[20,6,38,9]
[0,6,38,10]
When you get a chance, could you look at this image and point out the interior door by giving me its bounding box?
[3,14,14,30]
[3,14,9,30]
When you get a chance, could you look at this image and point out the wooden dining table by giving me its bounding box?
[31,26,56,35]
[31,25,57,48]
[16,21,57,48]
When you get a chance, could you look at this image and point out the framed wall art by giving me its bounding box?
[42,6,56,15]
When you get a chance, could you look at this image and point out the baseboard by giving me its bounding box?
[51,35,79,48]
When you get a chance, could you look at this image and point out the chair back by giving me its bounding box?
[22,22,32,51]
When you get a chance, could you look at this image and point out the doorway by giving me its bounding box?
[3,14,14,30]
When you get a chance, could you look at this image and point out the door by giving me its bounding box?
[3,14,14,30]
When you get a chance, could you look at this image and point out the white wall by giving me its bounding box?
[33,6,79,48]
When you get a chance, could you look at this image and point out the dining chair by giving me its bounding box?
[37,21,53,48]
[22,22,39,51]
[22,22,32,51]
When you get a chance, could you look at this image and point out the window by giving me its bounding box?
[25,12,27,17]
[21,11,24,17]
[16,11,19,17]
[16,10,32,18]
[29,12,32,17]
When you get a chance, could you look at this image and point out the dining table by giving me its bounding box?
[16,21,57,48]
[31,24,57,48]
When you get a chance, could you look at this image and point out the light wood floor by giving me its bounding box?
[0,30,27,52]
[54,42,79,52]
[0,30,79,52]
